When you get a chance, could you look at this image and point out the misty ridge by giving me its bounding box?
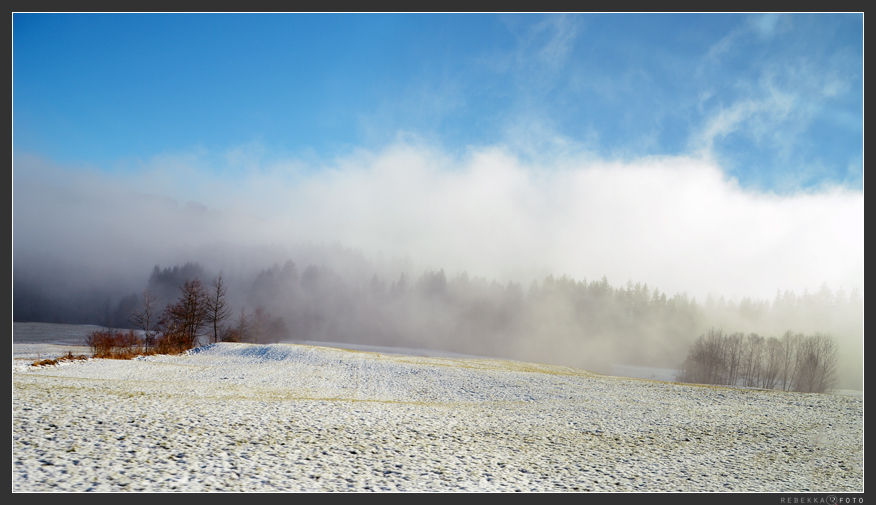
[12,243,863,391]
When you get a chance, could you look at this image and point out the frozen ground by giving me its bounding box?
[12,322,109,345]
[13,338,864,492]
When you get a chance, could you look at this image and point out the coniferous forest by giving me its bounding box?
[13,246,862,391]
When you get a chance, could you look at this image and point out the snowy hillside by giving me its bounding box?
[13,341,863,492]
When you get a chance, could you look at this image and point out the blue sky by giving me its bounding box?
[12,13,864,301]
[14,13,862,190]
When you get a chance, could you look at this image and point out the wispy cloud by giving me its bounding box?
[705,14,785,64]
[692,14,861,189]
[483,13,582,96]
[524,15,580,75]
[692,82,795,155]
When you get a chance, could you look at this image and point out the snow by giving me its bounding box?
[610,364,681,383]
[13,340,864,492]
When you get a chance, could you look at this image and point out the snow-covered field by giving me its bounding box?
[13,338,864,492]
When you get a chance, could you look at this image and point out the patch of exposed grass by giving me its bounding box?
[32,351,89,367]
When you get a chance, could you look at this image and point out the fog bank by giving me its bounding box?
[12,144,863,389]
[13,144,863,303]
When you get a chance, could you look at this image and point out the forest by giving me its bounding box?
[13,248,862,391]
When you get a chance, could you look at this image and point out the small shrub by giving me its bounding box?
[84,327,197,360]
[84,329,149,359]
[85,329,115,357]
[154,331,193,355]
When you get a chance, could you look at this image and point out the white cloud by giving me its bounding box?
[13,142,863,303]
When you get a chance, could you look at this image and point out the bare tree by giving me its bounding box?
[252,306,266,343]
[241,306,289,344]
[677,328,726,385]
[129,289,159,352]
[158,278,207,352]
[226,306,249,343]
[723,332,744,386]
[793,333,839,393]
[813,333,840,393]
[205,274,232,344]
[794,335,819,393]
[760,336,784,390]
[265,314,289,343]
[779,331,800,392]
[741,333,764,388]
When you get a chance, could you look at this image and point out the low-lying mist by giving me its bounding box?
[13,247,863,391]
[12,144,863,390]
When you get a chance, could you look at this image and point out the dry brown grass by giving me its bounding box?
[32,351,90,367]
[153,333,195,355]
[85,329,192,360]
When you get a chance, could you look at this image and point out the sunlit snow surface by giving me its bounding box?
[13,338,863,491]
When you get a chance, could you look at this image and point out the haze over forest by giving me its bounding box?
[13,14,862,389]
[13,201,863,390]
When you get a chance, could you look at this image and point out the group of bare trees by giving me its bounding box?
[676,329,839,393]
[126,274,288,354]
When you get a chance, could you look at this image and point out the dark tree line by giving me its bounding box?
[234,261,859,389]
[223,263,718,372]
[14,251,861,389]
